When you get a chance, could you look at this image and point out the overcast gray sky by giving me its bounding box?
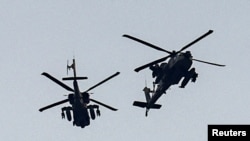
[1,1,250,141]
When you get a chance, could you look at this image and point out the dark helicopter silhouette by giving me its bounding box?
[123,30,225,116]
[39,59,120,128]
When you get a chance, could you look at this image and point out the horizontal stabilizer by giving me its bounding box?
[133,101,147,108]
[62,77,88,81]
[151,104,162,109]
[133,101,162,109]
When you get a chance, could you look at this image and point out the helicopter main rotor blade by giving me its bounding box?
[192,59,226,67]
[127,30,214,72]
[42,72,74,92]
[90,99,118,111]
[134,55,171,72]
[177,30,213,53]
[39,99,69,112]
[84,72,120,93]
[123,34,172,54]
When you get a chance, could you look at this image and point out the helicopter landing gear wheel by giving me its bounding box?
[96,108,101,117]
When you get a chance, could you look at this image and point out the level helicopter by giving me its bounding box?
[39,59,120,128]
[123,30,225,116]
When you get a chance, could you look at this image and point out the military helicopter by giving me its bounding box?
[39,59,120,128]
[123,30,225,116]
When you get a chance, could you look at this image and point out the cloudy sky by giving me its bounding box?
[1,1,250,141]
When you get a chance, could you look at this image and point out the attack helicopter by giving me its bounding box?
[39,59,120,128]
[123,30,225,116]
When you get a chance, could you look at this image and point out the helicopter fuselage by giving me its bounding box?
[145,53,193,112]
[71,80,90,128]
[161,53,193,85]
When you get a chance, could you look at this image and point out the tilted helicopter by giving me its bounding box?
[123,30,225,116]
[39,59,120,128]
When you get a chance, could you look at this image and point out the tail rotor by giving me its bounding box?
[67,60,73,75]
